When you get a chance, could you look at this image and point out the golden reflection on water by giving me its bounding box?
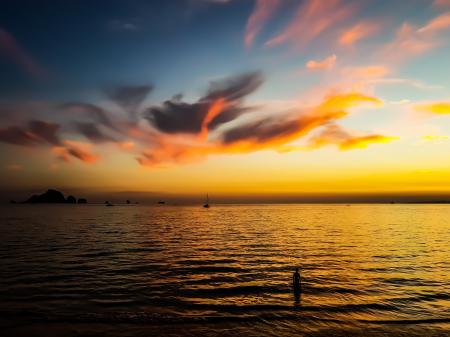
[0,204,449,336]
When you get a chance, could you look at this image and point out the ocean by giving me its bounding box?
[0,204,449,336]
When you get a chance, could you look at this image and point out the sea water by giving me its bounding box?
[0,204,449,336]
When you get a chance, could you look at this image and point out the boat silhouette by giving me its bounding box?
[203,194,210,208]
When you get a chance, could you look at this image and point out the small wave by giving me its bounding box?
[124,247,164,253]
[173,266,244,274]
[381,277,441,287]
[176,259,237,266]
[388,292,450,304]
[76,251,119,258]
[306,285,367,295]
[182,284,285,297]
[358,317,450,325]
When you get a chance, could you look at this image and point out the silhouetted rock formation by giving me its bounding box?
[25,189,66,203]
[66,195,76,204]
[77,198,87,204]
[158,201,165,204]
[23,189,88,204]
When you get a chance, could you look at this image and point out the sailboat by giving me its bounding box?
[203,193,210,208]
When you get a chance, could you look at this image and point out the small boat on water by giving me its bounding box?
[203,194,210,208]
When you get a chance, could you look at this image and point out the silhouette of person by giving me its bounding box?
[293,267,301,291]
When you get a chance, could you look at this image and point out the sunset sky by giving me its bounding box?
[1,0,450,202]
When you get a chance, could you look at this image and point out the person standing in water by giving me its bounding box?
[293,268,301,291]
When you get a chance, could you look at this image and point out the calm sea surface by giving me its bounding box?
[0,204,449,336]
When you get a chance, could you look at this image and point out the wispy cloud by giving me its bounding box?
[418,12,450,34]
[307,124,398,150]
[265,0,355,49]
[0,120,60,146]
[416,102,450,114]
[60,103,115,129]
[52,140,99,164]
[0,28,47,79]
[341,65,389,78]
[104,85,153,123]
[433,0,450,8]
[74,122,116,143]
[422,135,449,141]
[339,21,380,46]
[245,0,280,47]
[306,54,337,71]
[380,12,450,63]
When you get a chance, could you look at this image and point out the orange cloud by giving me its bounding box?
[52,140,99,164]
[433,0,450,8]
[306,54,337,71]
[339,21,380,46]
[416,102,450,114]
[380,22,437,62]
[342,65,389,78]
[199,98,227,141]
[0,120,61,146]
[340,135,398,150]
[245,0,280,47]
[265,0,355,49]
[0,28,46,79]
[137,92,383,167]
[118,141,136,151]
[422,135,449,141]
[380,12,450,63]
[418,12,450,34]
[137,133,214,167]
[307,124,398,150]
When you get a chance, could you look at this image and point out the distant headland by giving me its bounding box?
[11,189,88,204]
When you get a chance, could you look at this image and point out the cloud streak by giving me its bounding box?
[416,102,450,114]
[339,21,380,46]
[418,12,450,34]
[0,28,46,79]
[307,124,398,150]
[0,120,60,146]
[380,12,450,63]
[105,85,153,123]
[306,54,337,70]
[245,0,280,47]
[265,0,355,49]
[52,140,99,164]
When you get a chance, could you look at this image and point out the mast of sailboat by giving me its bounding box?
[203,193,210,208]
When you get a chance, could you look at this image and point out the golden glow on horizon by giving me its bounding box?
[2,0,450,200]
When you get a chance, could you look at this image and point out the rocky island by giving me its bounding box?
[23,189,88,204]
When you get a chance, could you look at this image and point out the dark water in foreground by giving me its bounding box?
[0,204,449,336]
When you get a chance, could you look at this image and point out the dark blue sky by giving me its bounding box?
[0,0,264,101]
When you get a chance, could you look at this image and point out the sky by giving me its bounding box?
[1,0,450,203]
